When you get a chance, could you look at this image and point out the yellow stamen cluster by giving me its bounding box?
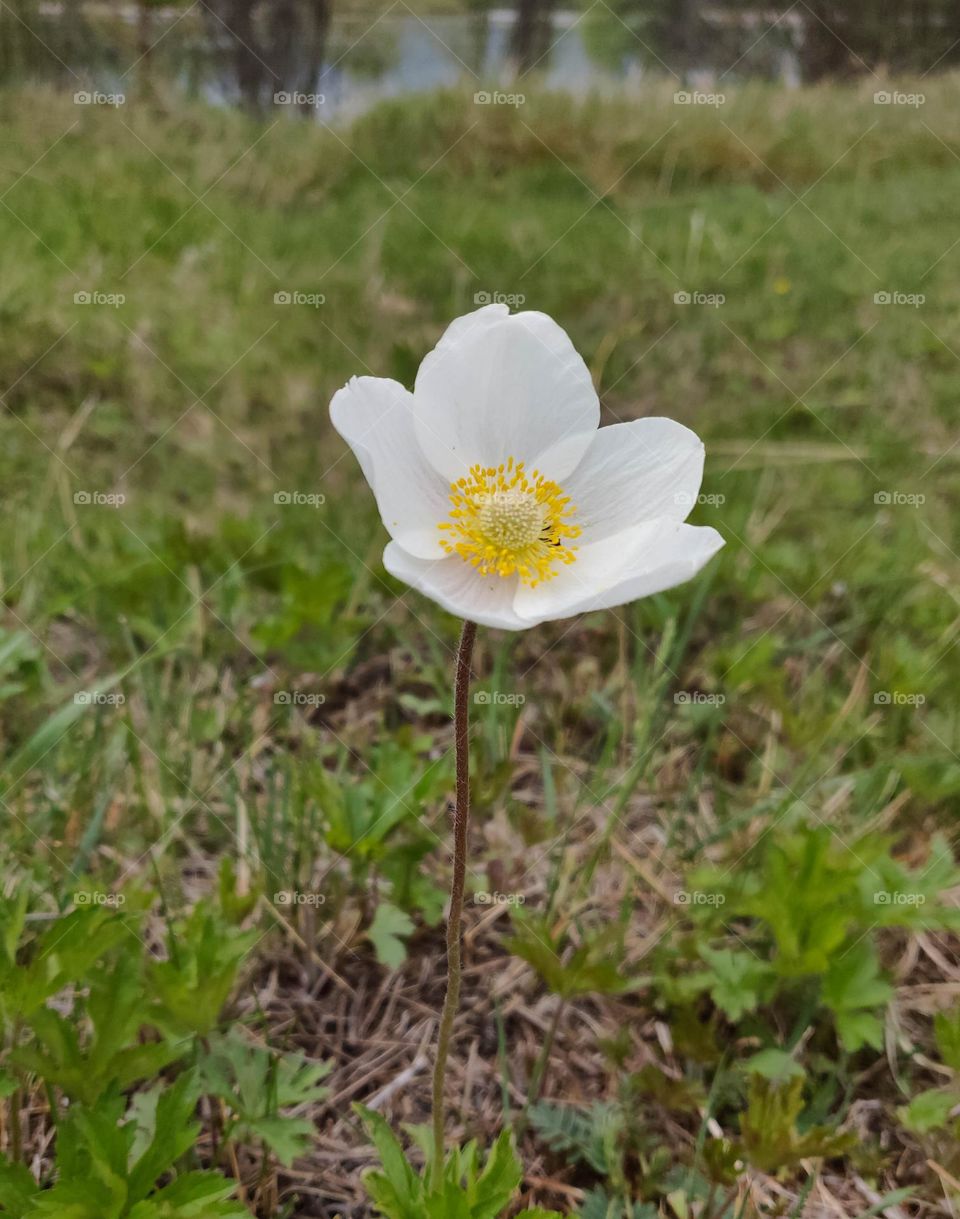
[438,457,580,587]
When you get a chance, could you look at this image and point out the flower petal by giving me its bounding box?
[514,521,724,625]
[330,376,449,560]
[383,541,527,631]
[412,306,599,483]
[565,419,706,541]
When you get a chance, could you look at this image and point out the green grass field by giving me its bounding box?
[1,77,959,1217]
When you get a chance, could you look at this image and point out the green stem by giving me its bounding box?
[431,619,477,1189]
[9,1086,21,1165]
[515,996,565,1139]
[9,1020,22,1164]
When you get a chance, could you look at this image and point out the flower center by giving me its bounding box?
[438,457,580,587]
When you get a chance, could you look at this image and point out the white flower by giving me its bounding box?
[329,305,724,630]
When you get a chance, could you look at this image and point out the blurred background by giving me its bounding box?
[6,0,960,115]
[1,1,959,1217]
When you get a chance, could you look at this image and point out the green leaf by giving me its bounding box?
[240,1116,316,1168]
[744,1049,805,1081]
[0,907,128,1023]
[850,1189,914,1219]
[579,1190,617,1219]
[506,914,634,999]
[13,966,181,1107]
[471,1130,522,1218]
[198,1031,328,1167]
[149,908,257,1039]
[821,943,891,1051]
[528,1102,616,1176]
[898,1086,959,1134]
[138,1169,248,1217]
[697,946,775,1022]
[0,891,29,966]
[271,1048,330,1109]
[0,1159,40,1217]
[127,1073,201,1204]
[367,903,415,969]
[934,1008,960,1072]
[423,1184,471,1219]
[740,1076,855,1174]
[834,1008,884,1053]
[355,1104,421,1218]
[22,1181,119,1219]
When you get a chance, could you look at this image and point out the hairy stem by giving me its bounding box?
[431,619,477,1188]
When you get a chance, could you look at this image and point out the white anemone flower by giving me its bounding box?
[330,305,724,630]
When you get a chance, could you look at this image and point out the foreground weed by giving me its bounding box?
[659,824,960,1052]
[357,1106,561,1219]
[0,884,323,1212]
[531,1057,853,1216]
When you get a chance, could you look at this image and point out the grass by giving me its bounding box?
[0,76,959,1215]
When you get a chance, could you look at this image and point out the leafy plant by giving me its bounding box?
[506,912,637,1000]
[251,559,356,672]
[0,1073,246,1218]
[529,1101,620,1178]
[0,897,130,1028]
[366,902,416,969]
[148,905,258,1040]
[0,890,314,1212]
[11,950,181,1107]
[531,1055,854,1212]
[579,1197,657,1219]
[530,1069,701,1215]
[198,1031,329,1167]
[899,1006,960,1135]
[356,1105,562,1219]
[738,1073,854,1174]
[322,739,452,875]
[658,825,960,1051]
[315,738,451,962]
